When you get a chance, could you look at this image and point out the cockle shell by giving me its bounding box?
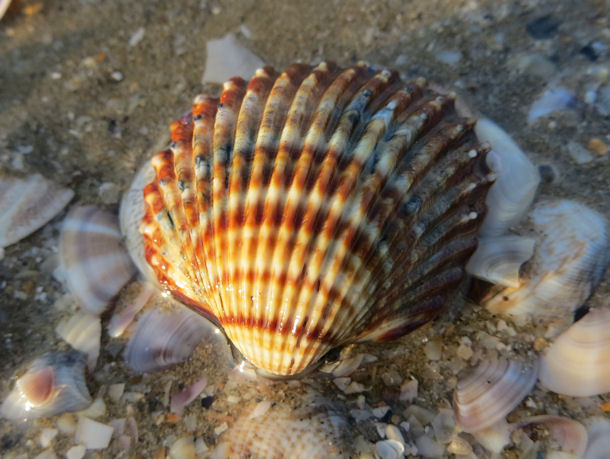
[139,62,494,375]
[0,351,92,422]
[59,205,137,315]
[539,307,610,397]
[212,391,351,458]
[453,358,538,433]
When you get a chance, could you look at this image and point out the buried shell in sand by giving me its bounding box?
[131,61,496,376]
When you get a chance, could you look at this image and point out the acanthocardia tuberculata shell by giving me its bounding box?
[139,62,494,375]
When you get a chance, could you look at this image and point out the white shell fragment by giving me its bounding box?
[201,32,265,85]
[585,417,610,459]
[474,118,540,237]
[1,351,92,422]
[60,205,137,315]
[467,235,536,287]
[123,305,210,373]
[539,307,610,397]
[0,174,73,248]
[74,416,114,449]
[170,376,207,416]
[56,313,101,370]
[517,415,587,457]
[212,392,350,458]
[453,358,538,433]
[528,87,578,124]
[483,200,608,317]
[108,281,156,338]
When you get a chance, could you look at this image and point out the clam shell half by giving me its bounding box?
[140,62,494,375]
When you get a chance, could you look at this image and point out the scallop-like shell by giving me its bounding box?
[453,358,538,433]
[1,351,92,422]
[139,62,494,375]
[482,200,608,317]
[212,392,351,458]
[0,174,73,248]
[60,205,137,315]
[538,307,610,397]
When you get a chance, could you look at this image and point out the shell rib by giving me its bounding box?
[140,62,494,375]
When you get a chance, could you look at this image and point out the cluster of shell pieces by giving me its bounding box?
[1,61,609,457]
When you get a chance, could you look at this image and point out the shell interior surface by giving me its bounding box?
[483,200,608,317]
[0,351,92,422]
[60,205,137,315]
[140,62,494,375]
[539,307,610,397]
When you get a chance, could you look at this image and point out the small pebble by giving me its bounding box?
[39,428,58,448]
[98,182,121,204]
[588,138,608,156]
[128,27,145,47]
[423,340,442,360]
[399,378,418,402]
[108,383,125,402]
[214,422,228,435]
[169,436,196,459]
[66,445,86,459]
[567,141,594,164]
[526,14,560,40]
[56,413,77,434]
[456,343,473,361]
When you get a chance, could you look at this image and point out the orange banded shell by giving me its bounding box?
[140,62,494,375]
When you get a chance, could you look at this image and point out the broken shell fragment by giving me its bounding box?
[453,358,538,433]
[59,205,137,315]
[474,118,540,237]
[539,307,610,397]
[585,417,610,459]
[0,174,73,249]
[1,351,92,422]
[139,62,495,375]
[517,415,587,457]
[56,313,101,371]
[482,200,608,317]
[123,305,212,373]
[466,235,536,287]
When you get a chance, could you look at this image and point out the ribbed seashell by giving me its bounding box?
[0,351,92,422]
[453,358,538,433]
[56,313,101,371]
[539,307,610,397]
[0,174,73,248]
[482,200,608,317]
[474,118,540,237]
[138,62,494,375]
[123,304,213,373]
[59,205,137,315]
[211,391,351,458]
